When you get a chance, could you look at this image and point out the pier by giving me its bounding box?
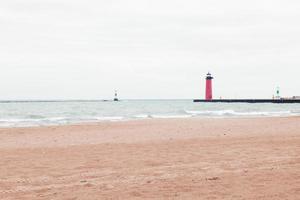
[193,99,300,103]
[195,72,300,103]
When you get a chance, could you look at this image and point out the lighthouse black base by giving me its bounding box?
[193,99,300,104]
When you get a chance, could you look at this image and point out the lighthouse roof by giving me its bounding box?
[206,72,213,79]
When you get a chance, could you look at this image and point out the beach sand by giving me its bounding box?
[0,117,299,199]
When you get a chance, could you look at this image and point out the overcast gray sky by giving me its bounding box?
[0,0,299,100]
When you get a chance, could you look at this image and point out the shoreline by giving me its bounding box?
[0,115,299,130]
[1,116,299,199]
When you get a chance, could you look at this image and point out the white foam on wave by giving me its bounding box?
[185,110,293,117]
[0,116,126,127]
[150,114,192,119]
[95,116,124,121]
[186,110,235,116]
[134,114,151,119]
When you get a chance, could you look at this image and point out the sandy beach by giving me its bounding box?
[0,117,299,199]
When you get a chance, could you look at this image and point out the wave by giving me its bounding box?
[134,114,151,119]
[0,116,125,127]
[184,110,293,117]
[150,114,192,119]
[0,110,298,127]
[94,116,124,121]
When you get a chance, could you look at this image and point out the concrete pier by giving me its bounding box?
[193,99,300,103]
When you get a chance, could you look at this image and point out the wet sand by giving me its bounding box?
[0,117,300,199]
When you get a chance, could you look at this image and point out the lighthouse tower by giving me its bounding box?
[205,73,213,100]
[114,90,119,101]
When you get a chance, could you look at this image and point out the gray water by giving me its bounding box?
[0,100,299,127]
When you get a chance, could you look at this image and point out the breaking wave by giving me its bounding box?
[0,100,299,127]
[184,110,293,117]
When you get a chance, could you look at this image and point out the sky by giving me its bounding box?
[0,0,299,100]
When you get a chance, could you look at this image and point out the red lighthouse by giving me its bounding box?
[205,72,213,100]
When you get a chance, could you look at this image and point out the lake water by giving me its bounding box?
[0,100,299,127]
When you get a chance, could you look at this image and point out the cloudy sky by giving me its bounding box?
[0,0,299,100]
